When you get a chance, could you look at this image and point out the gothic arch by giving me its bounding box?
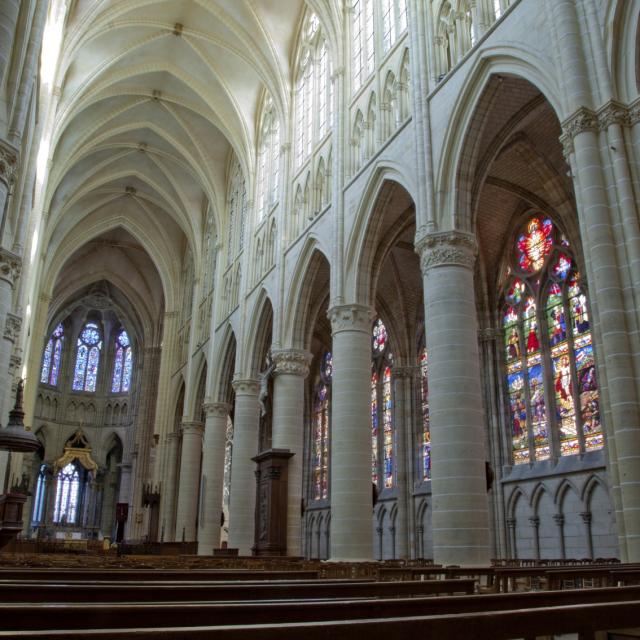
[435,50,565,232]
[242,291,273,378]
[555,478,582,509]
[209,325,237,405]
[284,238,331,349]
[606,0,640,101]
[345,166,417,304]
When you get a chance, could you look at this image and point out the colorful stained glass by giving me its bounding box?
[528,363,549,460]
[508,371,529,464]
[40,339,53,384]
[552,344,578,455]
[53,463,80,524]
[552,253,572,280]
[371,370,379,486]
[321,351,332,382]
[504,306,520,363]
[505,279,525,304]
[546,283,567,347]
[312,384,329,500]
[73,323,102,392]
[40,324,64,386]
[523,298,540,354]
[382,366,393,488]
[419,348,431,480]
[517,216,553,273]
[568,278,590,337]
[372,319,388,354]
[111,330,133,393]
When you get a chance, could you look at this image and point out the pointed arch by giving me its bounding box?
[242,290,274,378]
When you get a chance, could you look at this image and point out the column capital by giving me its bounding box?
[272,348,312,377]
[553,513,565,526]
[203,402,231,418]
[232,378,259,395]
[393,365,419,380]
[328,303,375,334]
[580,511,592,524]
[415,230,477,274]
[166,431,180,443]
[3,313,21,343]
[0,139,18,188]
[0,249,21,287]
[597,100,630,130]
[560,107,599,156]
[181,420,204,436]
[630,98,640,126]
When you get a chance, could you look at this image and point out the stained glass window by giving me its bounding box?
[419,347,431,480]
[31,464,47,524]
[53,463,80,524]
[371,319,394,488]
[312,383,330,500]
[73,323,102,392]
[111,330,132,393]
[503,215,602,464]
[40,324,64,386]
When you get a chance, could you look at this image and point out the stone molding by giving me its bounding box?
[181,421,204,436]
[597,101,629,129]
[415,230,477,274]
[232,378,260,395]
[328,303,375,334]
[272,348,312,378]
[0,249,22,287]
[166,431,180,443]
[203,402,231,418]
[478,327,501,342]
[0,139,18,188]
[393,365,419,380]
[3,313,21,343]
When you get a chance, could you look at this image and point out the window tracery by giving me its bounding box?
[40,323,64,386]
[256,96,280,223]
[72,323,102,393]
[111,329,132,393]
[371,319,394,489]
[503,214,602,465]
[53,462,81,524]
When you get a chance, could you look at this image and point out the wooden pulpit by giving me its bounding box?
[252,448,293,556]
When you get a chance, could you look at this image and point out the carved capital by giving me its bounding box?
[580,511,592,524]
[478,327,500,342]
[630,99,640,126]
[3,313,21,343]
[0,139,18,188]
[328,303,375,334]
[529,516,540,528]
[561,107,599,157]
[597,100,629,130]
[181,420,204,437]
[232,378,260,396]
[203,402,231,419]
[272,348,312,377]
[553,513,565,526]
[393,365,419,380]
[0,249,21,287]
[415,230,477,274]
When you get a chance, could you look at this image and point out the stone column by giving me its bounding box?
[328,303,375,561]
[0,0,19,89]
[174,421,204,542]
[416,231,490,566]
[227,379,260,554]
[554,514,566,560]
[0,249,21,414]
[529,516,540,561]
[161,432,179,541]
[506,518,516,560]
[393,366,416,559]
[197,402,230,555]
[581,511,594,559]
[271,349,311,556]
[562,110,640,562]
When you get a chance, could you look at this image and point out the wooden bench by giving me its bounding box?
[0,585,639,631]
[1,599,639,639]
[0,578,475,602]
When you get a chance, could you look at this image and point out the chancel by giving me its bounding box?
[0,0,640,637]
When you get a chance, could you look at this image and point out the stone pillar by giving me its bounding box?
[228,379,260,555]
[416,231,490,566]
[161,432,179,541]
[0,249,21,415]
[529,516,540,561]
[562,110,640,562]
[271,349,311,556]
[174,421,204,542]
[0,0,19,89]
[506,518,516,560]
[581,511,594,559]
[393,366,416,559]
[554,514,566,560]
[197,402,230,555]
[328,303,375,561]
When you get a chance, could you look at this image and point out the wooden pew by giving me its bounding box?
[1,585,640,631]
[0,578,475,602]
[0,568,320,582]
[1,599,640,639]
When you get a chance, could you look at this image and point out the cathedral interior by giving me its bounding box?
[0,0,639,576]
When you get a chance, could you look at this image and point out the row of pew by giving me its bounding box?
[0,559,639,638]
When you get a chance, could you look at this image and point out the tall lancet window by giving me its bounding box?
[53,462,80,524]
[503,214,602,465]
[371,319,394,489]
[40,323,64,386]
[311,351,332,500]
[419,346,431,480]
[72,323,102,392]
[111,330,133,393]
